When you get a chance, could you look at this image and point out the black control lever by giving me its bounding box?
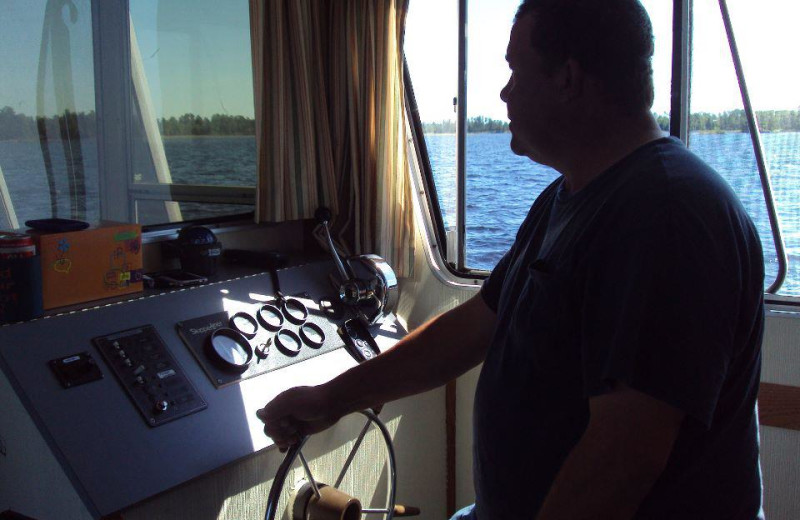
[314,207,352,282]
[315,207,372,308]
[268,267,286,302]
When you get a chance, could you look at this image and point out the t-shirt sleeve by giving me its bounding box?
[480,249,513,313]
[580,216,740,428]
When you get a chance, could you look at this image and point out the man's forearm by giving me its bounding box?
[323,293,495,417]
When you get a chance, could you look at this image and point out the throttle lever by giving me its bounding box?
[268,268,286,302]
[315,207,369,307]
[314,207,351,282]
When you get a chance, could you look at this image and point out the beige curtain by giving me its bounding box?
[250,0,415,276]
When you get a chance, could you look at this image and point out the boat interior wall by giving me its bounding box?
[396,215,482,513]
[454,366,480,511]
[0,365,91,520]
[396,216,478,332]
[759,310,800,519]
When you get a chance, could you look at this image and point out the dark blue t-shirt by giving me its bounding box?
[474,137,764,519]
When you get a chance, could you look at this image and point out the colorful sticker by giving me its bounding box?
[114,231,139,242]
[53,237,72,273]
[53,259,71,273]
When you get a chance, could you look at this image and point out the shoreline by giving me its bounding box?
[2,129,799,143]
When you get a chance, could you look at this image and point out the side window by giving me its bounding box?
[0,0,98,227]
[405,0,459,247]
[0,0,255,229]
[128,0,256,224]
[689,0,799,296]
[463,1,558,271]
[405,0,673,272]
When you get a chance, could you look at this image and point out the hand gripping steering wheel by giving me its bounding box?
[265,409,421,520]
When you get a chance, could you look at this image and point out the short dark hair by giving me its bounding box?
[516,0,655,114]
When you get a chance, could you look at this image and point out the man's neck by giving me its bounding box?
[557,112,665,194]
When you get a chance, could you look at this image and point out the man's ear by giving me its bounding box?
[555,58,584,101]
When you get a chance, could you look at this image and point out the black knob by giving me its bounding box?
[314,207,332,224]
[155,400,169,414]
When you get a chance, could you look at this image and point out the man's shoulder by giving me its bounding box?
[615,137,751,226]
[582,137,762,272]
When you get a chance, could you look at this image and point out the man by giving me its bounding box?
[259,0,765,518]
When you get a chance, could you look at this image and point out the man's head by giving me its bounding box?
[514,0,655,114]
[501,0,655,166]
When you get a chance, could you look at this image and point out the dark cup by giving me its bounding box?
[0,256,44,324]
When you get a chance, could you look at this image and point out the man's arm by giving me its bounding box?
[258,293,496,449]
[535,383,684,520]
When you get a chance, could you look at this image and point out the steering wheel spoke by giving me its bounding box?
[264,410,397,520]
[334,417,373,489]
[298,450,322,499]
[362,508,392,516]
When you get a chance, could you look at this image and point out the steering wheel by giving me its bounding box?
[264,409,398,520]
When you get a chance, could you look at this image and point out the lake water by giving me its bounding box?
[427,132,800,296]
[1,132,798,295]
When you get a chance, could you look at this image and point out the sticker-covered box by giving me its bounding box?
[31,221,143,309]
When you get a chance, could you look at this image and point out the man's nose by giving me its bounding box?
[500,77,513,103]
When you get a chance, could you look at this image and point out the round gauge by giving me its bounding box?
[299,322,325,348]
[283,298,309,324]
[229,312,258,339]
[274,329,302,356]
[207,328,253,372]
[257,304,284,331]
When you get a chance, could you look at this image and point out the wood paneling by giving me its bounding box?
[759,383,800,431]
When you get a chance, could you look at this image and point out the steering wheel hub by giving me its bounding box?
[291,481,362,520]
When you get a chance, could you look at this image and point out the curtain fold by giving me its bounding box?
[250,0,415,276]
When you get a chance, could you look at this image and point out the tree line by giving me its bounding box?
[423,116,511,134]
[423,110,800,134]
[2,106,800,141]
[159,113,255,136]
[0,107,97,141]
[0,107,255,140]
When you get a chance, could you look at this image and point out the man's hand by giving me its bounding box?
[257,386,342,451]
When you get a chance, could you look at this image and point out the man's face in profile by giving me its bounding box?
[500,12,565,167]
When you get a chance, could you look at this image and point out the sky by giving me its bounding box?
[405,0,800,121]
[0,0,797,120]
[0,0,254,119]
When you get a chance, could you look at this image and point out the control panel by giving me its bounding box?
[0,260,405,518]
[93,325,207,427]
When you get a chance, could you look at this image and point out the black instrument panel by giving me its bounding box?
[93,325,207,427]
[176,296,343,389]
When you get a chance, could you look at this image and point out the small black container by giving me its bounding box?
[175,226,222,276]
[0,256,44,324]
